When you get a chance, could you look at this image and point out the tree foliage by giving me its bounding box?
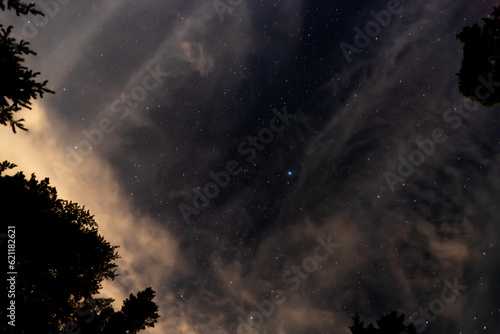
[0,0,43,16]
[349,311,417,334]
[456,6,500,107]
[0,0,54,133]
[0,162,160,334]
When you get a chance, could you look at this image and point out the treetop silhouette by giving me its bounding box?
[0,0,54,133]
[456,6,500,107]
[0,161,160,333]
[349,311,417,334]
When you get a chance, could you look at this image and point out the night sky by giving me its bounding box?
[1,0,500,333]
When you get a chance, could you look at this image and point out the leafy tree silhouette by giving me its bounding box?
[349,311,417,334]
[0,0,54,132]
[456,6,500,107]
[76,287,160,334]
[0,161,160,334]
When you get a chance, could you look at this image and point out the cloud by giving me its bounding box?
[0,104,183,333]
[3,0,500,333]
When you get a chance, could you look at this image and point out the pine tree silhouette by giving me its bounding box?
[0,0,54,132]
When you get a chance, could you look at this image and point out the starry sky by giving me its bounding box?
[1,0,500,333]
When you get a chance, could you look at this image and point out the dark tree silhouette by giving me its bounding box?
[78,287,160,334]
[0,161,160,334]
[0,0,54,133]
[456,6,500,107]
[0,0,43,15]
[349,311,417,334]
[72,287,160,334]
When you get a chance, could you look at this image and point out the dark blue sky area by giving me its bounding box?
[2,0,499,333]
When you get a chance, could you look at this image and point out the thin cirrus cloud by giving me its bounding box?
[0,105,180,332]
[1,0,500,333]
